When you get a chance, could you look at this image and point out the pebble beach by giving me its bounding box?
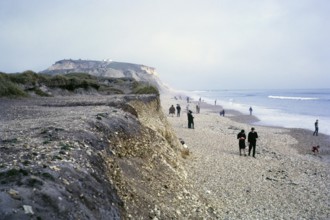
[161,94,330,219]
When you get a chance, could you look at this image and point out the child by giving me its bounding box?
[312,145,320,155]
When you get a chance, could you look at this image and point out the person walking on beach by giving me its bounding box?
[220,109,225,117]
[237,130,247,156]
[187,110,194,129]
[248,127,258,158]
[249,107,253,115]
[176,104,181,117]
[313,119,319,136]
[196,104,200,113]
[169,105,175,117]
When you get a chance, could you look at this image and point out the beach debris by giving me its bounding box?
[49,165,61,171]
[23,205,34,214]
[228,125,240,130]
[8,188,20,200]
[179,138,187,147]
[179,138,190,158]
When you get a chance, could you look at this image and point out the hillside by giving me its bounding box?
[0,71,159,97]
[40,59,168,92]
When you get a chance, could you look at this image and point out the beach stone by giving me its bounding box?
[23,205,34,214]
[8,189,20,200]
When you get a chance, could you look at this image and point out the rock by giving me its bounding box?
[23,205,34,214]
[8,189,20,200]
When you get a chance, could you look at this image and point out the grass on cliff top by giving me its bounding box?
[0,73,28,97]
[0,71,159,97]
[132,81,159,95]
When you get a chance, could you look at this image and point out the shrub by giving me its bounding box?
[0,73,27,97]
[98,85,124,94]
[8,70,39,85]
[46,75,68,87]
[133,85,159,95]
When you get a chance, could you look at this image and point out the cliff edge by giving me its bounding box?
[40,59,169,93]
[0,95,216,219]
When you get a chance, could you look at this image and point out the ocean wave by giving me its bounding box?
[268,95,319,101]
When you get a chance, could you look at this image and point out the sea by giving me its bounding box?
[189,89,330,136]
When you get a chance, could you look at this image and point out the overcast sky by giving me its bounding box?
[1,0,329,90]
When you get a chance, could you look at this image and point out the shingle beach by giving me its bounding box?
[161,94,330,219]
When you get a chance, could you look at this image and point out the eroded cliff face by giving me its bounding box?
[0,95,215,219]
[40,59,166,92]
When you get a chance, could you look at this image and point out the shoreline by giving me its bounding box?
[167,93,330,164]
[187,89,330,137]
[160,92,330,219]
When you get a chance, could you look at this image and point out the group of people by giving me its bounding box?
[169,104,194,129]
[170,100,321,158]
[169,104,181,117]
[236,119,320,158]
[237,128,258,157]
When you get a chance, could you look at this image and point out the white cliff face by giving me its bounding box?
[41,59,167,91]
[47,60,77,70]
[141,66,158,76]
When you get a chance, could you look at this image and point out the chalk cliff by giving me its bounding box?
[41,59,168,92]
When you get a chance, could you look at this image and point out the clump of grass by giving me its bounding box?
[98,85,124,94]
[181,149,190,159]
[60,142,74,151]
[8,71,40,85]
[132,81,159,95]
[0,73,27,97]
[45,73,100,91]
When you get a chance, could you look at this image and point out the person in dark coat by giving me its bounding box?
[237,130,246,156]
[249,107,253,115]
[196,104,200,114]
[169,105,175,116]
[313,119,319,136]
[220,109,225,116]
[176,104,181,117]
[187,110,194,129]
[248,127,258,158]
[312,145,320,155]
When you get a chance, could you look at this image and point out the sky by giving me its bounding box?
[0,0,329,90]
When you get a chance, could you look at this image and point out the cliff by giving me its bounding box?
[40,59,168,93]
[0,95,215,219]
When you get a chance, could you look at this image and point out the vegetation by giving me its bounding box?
[0,73,28,97]
[0,71,159,97]
[132,81,159,95]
